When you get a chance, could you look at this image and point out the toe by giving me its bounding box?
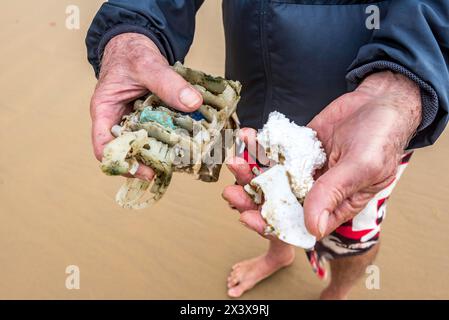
[228,270,241,286]
[240,210,268,235]
[227,276,239,288]
[227,283,248,298]
[226,276,232,286]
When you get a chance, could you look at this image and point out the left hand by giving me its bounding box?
[223,71,422,239]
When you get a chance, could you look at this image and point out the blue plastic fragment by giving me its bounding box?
[182,110,205,121]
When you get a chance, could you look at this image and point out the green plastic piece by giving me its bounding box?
[139,107,176,130]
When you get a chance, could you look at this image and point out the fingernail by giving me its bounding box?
[179,86,201,109]
[318,210,329,238]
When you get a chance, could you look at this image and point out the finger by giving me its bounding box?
[91,107,124,162]
[239,127,257,146]
[132,164,156,182]
[322,193,373,235]
[222,185,258,213]
[240,210,267,235]
[303,161,366,238]
[239,128,270,167]
[226,156,254,186]
[138,62,202,112]
[91,102,156,182]
[334,192,371,221]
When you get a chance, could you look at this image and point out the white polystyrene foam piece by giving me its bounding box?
[249,165,316,249]
[257,111,326,201]
[245,111,326,248]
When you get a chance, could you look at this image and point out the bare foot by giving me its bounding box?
[227,246,295,298]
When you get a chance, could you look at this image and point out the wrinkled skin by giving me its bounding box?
[90,33,203,181]
[223,71,422,239]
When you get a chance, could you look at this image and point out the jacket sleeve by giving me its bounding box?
[346,0,449,149]
[85,0,204,78]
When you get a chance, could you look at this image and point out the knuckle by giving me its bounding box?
[127,45,142,63]
[334,200,358,223]
[331,186,346,206]
[350,192,373,205]
[129,41,157,65]
[333,207,348,225]
[366,156,398,185]
[339,92,354,102]
[142,66,169,94]
[140,51,160,69]
[344,90,371,104]
[367,160,384,176]
[315,179,345,204]
[358,154,383,176]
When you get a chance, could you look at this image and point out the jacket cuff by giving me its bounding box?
[92,24,173,78]
[346,60,439,132]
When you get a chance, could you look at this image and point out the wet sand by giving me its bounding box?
[0,0,448,299]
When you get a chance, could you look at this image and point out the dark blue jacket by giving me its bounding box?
[86,0,449,149]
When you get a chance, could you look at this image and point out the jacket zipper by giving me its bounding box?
[260,0,273,125]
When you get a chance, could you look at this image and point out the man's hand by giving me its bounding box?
[304,71,421,238]
[223,71,422,240]
[90,33,203,180]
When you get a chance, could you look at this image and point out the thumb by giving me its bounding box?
[138,61,203,112]
[303,161,364,238]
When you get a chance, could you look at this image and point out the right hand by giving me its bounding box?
[90,33,203,181]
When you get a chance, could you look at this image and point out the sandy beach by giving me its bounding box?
[0,0,448,299]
